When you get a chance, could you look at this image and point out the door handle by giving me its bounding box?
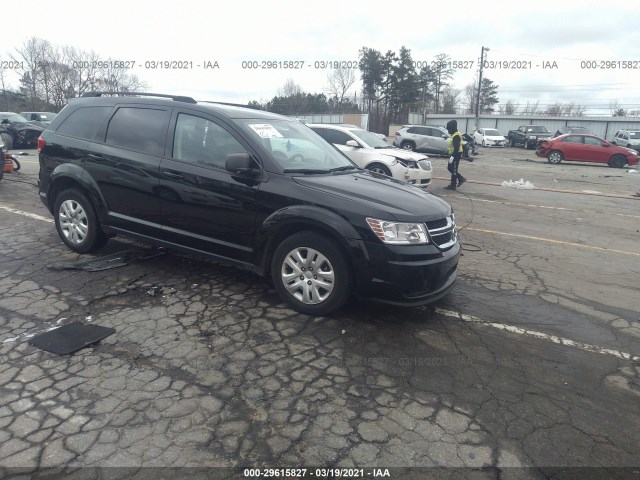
[87,153,104,161]
[162,171,184,179]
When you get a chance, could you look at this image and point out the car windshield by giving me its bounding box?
[526,126,549,133]
[350,129,391,148]
[0,113,28,123]
[630,131,640,139]
[484,129,501,136]
[237,119,356,173]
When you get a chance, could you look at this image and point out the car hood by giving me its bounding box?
[293,171,450,221]
[370,147,429,161]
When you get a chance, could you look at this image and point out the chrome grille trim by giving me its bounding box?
[426,215,457,250]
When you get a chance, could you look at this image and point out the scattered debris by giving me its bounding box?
[85,315,92,322]
[342,330,346,335]
[146,286,163,297]
[46,247,167,272]
[501,179,535,189]
[582,190,602,194]
[628,169,638,174]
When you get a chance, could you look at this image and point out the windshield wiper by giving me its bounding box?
[374,146,392,149]
[283,168,330,174]
[329,165,357,172]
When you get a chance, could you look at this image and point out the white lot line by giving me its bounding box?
[436,308,640,363]
[0,205,53,223]
[440,194,640,220]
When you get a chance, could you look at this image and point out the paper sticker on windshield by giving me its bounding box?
[249,124,283,138]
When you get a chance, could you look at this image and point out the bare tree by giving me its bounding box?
[432,53,454,114]
[522,101,539,115]
[11,37,47,109]
[0,56,8,110]
[505,99,518,115]
[464,82,476,114]
[99,60,146,93]
[441,86,460,114]
[609,99,621,116]
[278,79,303,97]
[324,68,356,105]
[66,47,102,95]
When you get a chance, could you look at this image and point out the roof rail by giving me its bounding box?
[198,100,250,108]
[80,92,197,104]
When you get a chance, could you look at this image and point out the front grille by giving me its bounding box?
[426,216,457,250]
[426,218,447,230]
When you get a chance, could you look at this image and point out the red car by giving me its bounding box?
[536,134,639,168]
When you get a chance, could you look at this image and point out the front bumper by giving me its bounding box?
[354,238,460,306]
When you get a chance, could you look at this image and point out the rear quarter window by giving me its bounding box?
[56,106,112,141]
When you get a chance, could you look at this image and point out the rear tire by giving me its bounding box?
[548,151,563,164]
[54,189,108,253]
[271,232,352,315]
[608,155,626,168]
[366,163,392,177]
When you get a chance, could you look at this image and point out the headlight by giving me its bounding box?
[366,218,429,244]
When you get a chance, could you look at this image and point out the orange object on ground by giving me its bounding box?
[4,156,13,173]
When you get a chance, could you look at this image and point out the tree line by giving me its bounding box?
[0,37,146,112]
[4,38,632,123]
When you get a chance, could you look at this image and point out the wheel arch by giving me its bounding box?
[256,206,369,280]
[47,164,106,217]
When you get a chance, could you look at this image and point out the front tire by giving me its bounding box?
[608,155,626,168]
[271,232,352,315]
[365,163,392,176]
[54,189,107,253]
[400,141,415,151]
[547,150,563,164]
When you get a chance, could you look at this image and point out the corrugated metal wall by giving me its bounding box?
[295,114,369,130]
[399,114,640,140]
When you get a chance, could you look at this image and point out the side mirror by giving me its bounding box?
[442,134,448,139]
[345,140,361,148]
[602,142,610,147]
[225,152,260,175]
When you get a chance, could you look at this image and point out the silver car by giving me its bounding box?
[393,125,450,155]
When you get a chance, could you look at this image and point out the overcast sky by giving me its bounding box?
[3,0,640,115]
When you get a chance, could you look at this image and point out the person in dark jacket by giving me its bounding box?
[444,120,466,190]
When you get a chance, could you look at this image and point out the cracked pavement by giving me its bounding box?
[0,149,639,478]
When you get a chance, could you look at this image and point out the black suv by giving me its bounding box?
[38,92,460,315]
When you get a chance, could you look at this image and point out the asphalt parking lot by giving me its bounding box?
[0,147,639,479]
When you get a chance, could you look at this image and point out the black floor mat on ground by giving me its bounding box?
[28,322,115,355]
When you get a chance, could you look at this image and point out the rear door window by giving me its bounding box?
[105,107,169,156]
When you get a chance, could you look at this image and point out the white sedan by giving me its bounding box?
[474,128,507,147]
